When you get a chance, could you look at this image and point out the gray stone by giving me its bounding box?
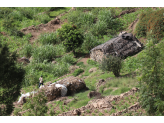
[90,33,144,62]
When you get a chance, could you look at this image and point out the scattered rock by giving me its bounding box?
[118,31,127,37]
[96,79,106,87]
[44,81,52,87]
[92,100,111,108]
[17,57,30,65]
[88,91,103,99]
[89,68,97,73]
[73,109,81,115]
[51,60,57,64]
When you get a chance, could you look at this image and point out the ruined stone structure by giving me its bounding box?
[90,33,144,62]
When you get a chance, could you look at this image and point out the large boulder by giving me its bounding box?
[17,77,87,104]
[88,91,103,99]
[90,33,144,62]
[55,76,87,95]
[39,84,61,101]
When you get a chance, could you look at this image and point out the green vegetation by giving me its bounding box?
[57,23,84,55]
[135,8,164,41]
[139,39,164,115]
[49,7,71,17]
[37,32,60,45]
[0,43,25,116]
[100,55,123,77]
[1,7,164,116]
[22,91,48,116]
[72,68,84,77]
[67,90,91,108]
[32,44,56,63]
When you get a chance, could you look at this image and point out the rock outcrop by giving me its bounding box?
[90,33,144,62]
[55,76,87,95]
[58,87,139,116]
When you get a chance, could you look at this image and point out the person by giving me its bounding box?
[39,75,43,88]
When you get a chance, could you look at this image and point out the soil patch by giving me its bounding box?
[21,18,62,44]
[20,8,72,44]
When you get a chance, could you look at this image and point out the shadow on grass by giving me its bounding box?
[120,72,137,78]
[74,52,90,58]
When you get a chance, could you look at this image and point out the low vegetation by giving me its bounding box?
[1,7,164,116]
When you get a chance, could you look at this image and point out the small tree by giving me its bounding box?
[139,39,164,115]
[100,55,122,77]
[0,42,25,116]
[57,23,84,55]
[22,91,48,116]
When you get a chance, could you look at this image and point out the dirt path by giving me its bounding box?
[21,18,62,44]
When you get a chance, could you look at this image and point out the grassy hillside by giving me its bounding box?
[0,7,164,116]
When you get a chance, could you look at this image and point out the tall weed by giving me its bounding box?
[21,44,33,58]
[34,13,51,24]
[32,44,56,63]
[37,32,60,45]
[82,32,101,51]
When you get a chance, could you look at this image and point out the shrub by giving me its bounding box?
[60,53,77,65]
[135,9,164,41]
[53,43,65,56]
[0,7,13,18]
[8,10,23,21]
[23,61,70,87]
[23,69,40,87]
[98,9,113,29]
[0,43,25,115]
[35,13,51,24]
[23,91,48,116]
[32,44,56,63]
[90,20,108,36]
[19,7,36,19]
[37,32,60,45]
[82,32,101,51]
[79,12,95,25]
[100,55,123,77]
[139,39,164,115]
[76,62,85,68]
[21,44,33,58]
[13,108,21,116]
[57,23,84,55]
[72,68,84,76]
